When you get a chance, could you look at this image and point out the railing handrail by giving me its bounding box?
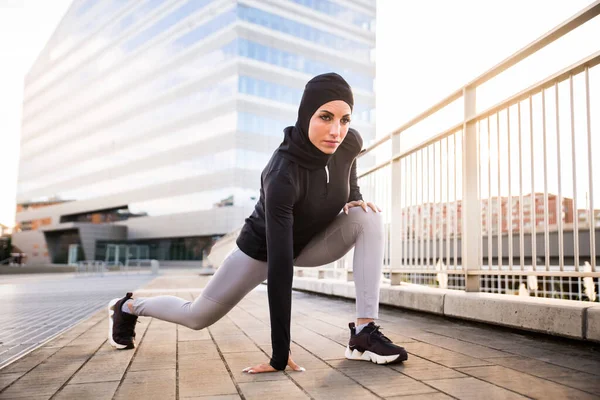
[358,50,600,179]
[359,0,600,158]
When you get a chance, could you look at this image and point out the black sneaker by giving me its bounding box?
[108,292,138,350]
[345,322,408,364]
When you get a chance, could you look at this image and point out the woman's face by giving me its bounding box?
[307,100,352,154]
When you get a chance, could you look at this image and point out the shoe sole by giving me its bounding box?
[345,346,406,364]
[107,298,132,350]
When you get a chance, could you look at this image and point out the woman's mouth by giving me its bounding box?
[324,140,339,147]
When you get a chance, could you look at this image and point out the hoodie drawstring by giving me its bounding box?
[325,165,329,184]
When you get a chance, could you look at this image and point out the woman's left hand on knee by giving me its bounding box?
[343,200,381,214]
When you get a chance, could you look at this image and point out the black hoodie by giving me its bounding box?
[236,73,363,370]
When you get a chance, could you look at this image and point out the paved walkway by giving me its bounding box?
[0,272,154,369]
[0,272,599,399]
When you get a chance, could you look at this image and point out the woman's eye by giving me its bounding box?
[320,115,332,121]
[341,118,351,124]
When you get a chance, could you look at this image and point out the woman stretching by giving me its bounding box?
[108,73,408,373]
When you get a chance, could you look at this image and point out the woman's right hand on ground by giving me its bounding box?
[242,355,305,374]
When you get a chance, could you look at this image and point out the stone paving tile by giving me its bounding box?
[129,343,176,372]
[407,342,494,368]
[0,345,101,399]
[0,320,106,400]
[65,317,150,385]
[129,320,176,372]
[183,396,241,400]
[208,318,243,337]
[424,325,535,349]
[328,359,436,397]
[179,354,238,398]
[457,365,599,399]
[241,328,272,347]
[0,347,60,375]
[546,372,600,394]
[69,342,141,385]
[291,367,380,399]
[54,381,120,400]
[423,322,598,364]
[178,340,222,362]
[425,377,527,399]
[293,315,350,346]
[114,368,176,400]
[212,334,258,353]
[411,332,511,358]
[390,354,466,380]
[386,393,454,400]
[500,344,600,376]
[0,373,22,392]
[0,314,106,395]
[226,307,268,329]
[238,380,309,400]
[41,313,105,349]
[486,356,600,393]
[179,369,238,398]
[518,334,600,359]
[287,326,347,361]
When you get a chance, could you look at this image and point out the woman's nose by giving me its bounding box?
[330,122,341,136]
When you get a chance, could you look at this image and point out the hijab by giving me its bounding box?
[277,73,354,170]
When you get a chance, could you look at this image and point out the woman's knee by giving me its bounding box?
[187,312,220,330]
[187,319,210,331]
[186,295,231,330]
[348,207,384,231]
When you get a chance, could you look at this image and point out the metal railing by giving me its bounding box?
[77,260,108,276]
[297,1,600,301]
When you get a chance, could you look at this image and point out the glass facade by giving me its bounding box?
[95,236,217,262]
[16,0,375,263]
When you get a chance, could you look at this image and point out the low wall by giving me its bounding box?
[291,277,600,342]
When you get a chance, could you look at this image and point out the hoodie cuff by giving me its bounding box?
[269,357,287,371]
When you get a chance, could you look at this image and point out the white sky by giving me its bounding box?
[0,0,72,227]
[0,0,597,227]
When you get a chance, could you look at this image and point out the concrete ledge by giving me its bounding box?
[587,306,600,341]
[293,278,446,315]
[293,278,356,299]
[444,291,589,339]
[379,283,446,315]
[291,277,599,342]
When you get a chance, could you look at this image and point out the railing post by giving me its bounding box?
[391,133,403,285]
[462,86,481,291]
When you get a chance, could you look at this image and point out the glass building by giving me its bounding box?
[14,0,376,265]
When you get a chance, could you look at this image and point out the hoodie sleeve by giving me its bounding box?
[348,159,363,202]
[263,169,297,370]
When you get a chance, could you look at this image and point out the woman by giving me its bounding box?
[108,73,408,374]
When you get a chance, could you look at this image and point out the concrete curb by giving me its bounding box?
[292,277,599,342]
[586,306,600,341]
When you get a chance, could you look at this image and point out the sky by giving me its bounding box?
[0,0,598,227]
[0,0,72,228]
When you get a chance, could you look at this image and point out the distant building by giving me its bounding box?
[402,193,599,238]
[0,223,11,237]
[14,0,376,264]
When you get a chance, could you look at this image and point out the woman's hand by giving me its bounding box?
[343,200,381,214]
[242,355,305,374]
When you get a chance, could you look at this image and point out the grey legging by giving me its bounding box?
[131,207,384,330]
